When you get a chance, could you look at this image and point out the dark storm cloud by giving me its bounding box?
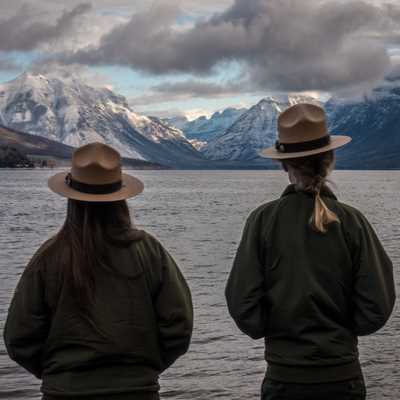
[152,80,249,97]
[58,0,400,92]
[385,61,400,81]
[0,3,92,51]
[129,79,249,106]
[60,4,185,73]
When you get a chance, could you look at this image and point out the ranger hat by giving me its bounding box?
[48,142,144,202]
[261,103,351,159]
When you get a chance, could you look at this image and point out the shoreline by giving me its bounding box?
[1,167,400,171]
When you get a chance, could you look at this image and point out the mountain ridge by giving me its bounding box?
[0,72,203,167]
[1,72,399,169]
[202,95,321,161]
[327,83,400,169]
[0,125,164,168]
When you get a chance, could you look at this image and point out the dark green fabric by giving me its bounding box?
[261,376,366,400]
[4,231,193,396]
[43,392,159,400]
[226,184,395,383]
[43,392,160,400]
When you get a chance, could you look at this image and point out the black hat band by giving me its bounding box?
[275,135,331,153]
[65,173,123,195]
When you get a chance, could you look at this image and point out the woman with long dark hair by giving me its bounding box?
[4,142,193,400]
[225,103,395,400]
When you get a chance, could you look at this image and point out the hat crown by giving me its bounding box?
[71,142,122,184]
[278,103,328,144]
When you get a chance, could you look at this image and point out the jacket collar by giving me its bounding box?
[281,184,337,200]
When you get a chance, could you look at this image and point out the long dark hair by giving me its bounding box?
[56,199,141,308]
[281,150,339,233]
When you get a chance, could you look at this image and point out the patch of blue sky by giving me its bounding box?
[212,60,247,82]
[0,71,19,83]
[94,59,253,116]
[176,12,200,26]
[135,94,262,117]
[0,51,39,83]
[6,51,39,67]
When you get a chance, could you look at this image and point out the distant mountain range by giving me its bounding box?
[0,71,399,169]
[202,95,320,161]
[165,108,246,148]
[327,85,400,169]
[172,89,400,169]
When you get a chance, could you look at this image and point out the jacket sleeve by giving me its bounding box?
[350,213,396,336]
[3,263,50,379]
[225,210,267,339]
[154,245,193,371]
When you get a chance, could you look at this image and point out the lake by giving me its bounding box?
[0,170,399,399]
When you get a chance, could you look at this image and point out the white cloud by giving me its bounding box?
[184,108,214,120]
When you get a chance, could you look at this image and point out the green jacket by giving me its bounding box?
[4,231,193,396]
[225,184,396,383]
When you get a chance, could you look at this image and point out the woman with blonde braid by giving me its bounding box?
[225,103,395,400]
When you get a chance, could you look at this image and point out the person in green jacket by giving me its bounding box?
[225,103,396,400]
[4,142,193,400]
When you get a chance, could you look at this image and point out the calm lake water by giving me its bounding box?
[0,170,399,399]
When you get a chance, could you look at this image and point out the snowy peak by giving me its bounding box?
[163,115,189,130]
[325,83,400,168]
[146,116,187,142]
[0,72,142,158]
[203,95,320,161]
[210,107,245,119]
[175,107,247,143]
[0,71,201,166]
[250,97,283,113]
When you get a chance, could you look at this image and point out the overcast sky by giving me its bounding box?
[0,0,399,117]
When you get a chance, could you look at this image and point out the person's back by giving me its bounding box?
[225,103,396,399]
[4,143,193,400]
[229,184,394,380]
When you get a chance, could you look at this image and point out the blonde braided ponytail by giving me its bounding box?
[282,151,339,233]
[309,175,340,233]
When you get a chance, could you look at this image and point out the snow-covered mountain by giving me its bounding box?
[163,115,189,131]
[326,83,400,169]
[2,72,397,169]
[164,107,246,151]
[0,72,202,166]
[203,95,320,161]
[184,108,246,142]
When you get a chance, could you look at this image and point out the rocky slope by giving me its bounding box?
[0,125,163,168]
[326,83,400,169]
[203,95,319,161]
[182,108,246,142]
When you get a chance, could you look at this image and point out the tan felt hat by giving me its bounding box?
[48,142,144,202]
[261,103,351,159]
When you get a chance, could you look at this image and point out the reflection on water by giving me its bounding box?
[0,170,399,399]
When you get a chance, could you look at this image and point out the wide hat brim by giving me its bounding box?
[48,172,144,202]
[260,135,352,159]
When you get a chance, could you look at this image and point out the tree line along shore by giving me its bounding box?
[0,145,46,168]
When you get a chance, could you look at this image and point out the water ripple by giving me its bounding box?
[0,170,399,399]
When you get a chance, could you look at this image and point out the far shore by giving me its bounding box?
[1,167,400,172]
